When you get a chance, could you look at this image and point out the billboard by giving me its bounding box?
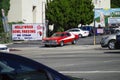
[95,8,120,27]
[108,17,120,27]
[12,24,43,40]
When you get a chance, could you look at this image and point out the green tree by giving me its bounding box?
[46,0,94,32]
[0,0,10,32]
[111,0,120,8]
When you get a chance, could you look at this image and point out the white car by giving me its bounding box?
[66,28,89,38]
[0,44,9,52]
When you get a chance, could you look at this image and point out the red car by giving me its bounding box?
[42,32,79,47]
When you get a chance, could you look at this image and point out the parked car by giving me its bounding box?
[104,27,115,35]
[113,26,120,33]
[42,32,79,47]
[115,32,120,49]
[79,26,94,36]
[0,52,86,80]
[0,44,9,52]
[100,32,120,50]
[66,28,89,38]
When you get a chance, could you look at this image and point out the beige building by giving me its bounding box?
[8,0,46,23]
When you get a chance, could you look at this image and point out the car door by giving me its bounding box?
[61,33,68,44]
[65,33,73,43]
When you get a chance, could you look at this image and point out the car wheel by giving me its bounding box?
[60,41,64,47]
[79,34,82,38]
[72,39,76,44]
[45,44,49,47]
[108,40,116,50]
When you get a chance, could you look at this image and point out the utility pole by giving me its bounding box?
[1,9,10,42]
[1,9,10,32]
[93,8,96,45]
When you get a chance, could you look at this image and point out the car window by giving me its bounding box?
[0,47,8,50]
[0,70,48,80]
[70,29,79,32]
[61,33,65,37]
[69,29,74,32]
[52,33,61,37]
[0,59,49,80]
[0,61,14,73]
[82,27,86,30]
[51,72,65,80]
[75,29,80,32]
[66,33,71,36]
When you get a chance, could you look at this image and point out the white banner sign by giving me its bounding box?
[12,24,43,40]
[108,17,120,24]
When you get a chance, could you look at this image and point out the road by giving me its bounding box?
[9,44,120,80]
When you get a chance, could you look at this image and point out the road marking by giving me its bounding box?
[60,71,120,74]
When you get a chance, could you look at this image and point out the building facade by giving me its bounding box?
[8,0,46,24]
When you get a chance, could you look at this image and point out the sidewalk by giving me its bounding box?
[8,44,102,51]
[65,44,102,50]
[76,45,101,50]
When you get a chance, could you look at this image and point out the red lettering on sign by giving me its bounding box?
[15,26,21,29]
[12,30,21,33]
[14,25,33,29]
[22,25,33,29]
[22,30,36,33]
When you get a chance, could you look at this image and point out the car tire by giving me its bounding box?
[108,40,116,50]
[72,39,76,44]
[79,34,82,38]
[45,44,49,47]
[60,41,64,47]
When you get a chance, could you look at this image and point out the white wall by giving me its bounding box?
[8,0,46,24]
[21,0,33,23]
[8,0,22,22]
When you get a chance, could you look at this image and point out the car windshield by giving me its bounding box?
[52,33,64,37]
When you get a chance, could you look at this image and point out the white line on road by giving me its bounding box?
[60,71,120,74]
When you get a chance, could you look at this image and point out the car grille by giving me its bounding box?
[45,40,56,43]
